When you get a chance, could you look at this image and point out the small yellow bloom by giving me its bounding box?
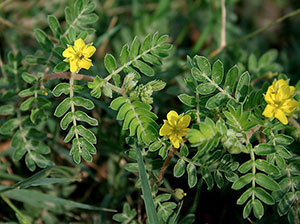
[62,38,96,73]
[159,110,191,148]
[263,79,298,125]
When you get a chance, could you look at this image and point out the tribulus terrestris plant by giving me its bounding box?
[0,0,299,223]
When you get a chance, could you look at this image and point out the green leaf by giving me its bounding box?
[54,97,71,117]
[149,141,162,152]
[20,97,35,111]
[48,15,61,38]
[212,59,224,84]
[120,44,129,65]
[52,83,70,97]
[224,65,239,93]
[237,188,253,205]
[77,125,97,144]
[88,76,102,98]
[178,94,196,107]
[75,111,98,126]
[130,36,140,60]
[277,192,295,216]
[197,83,216,95]
[158,202,177,222]
[25,153,36,171]
[132,60,154,77]
[255,187,274,205]
[65,6,72,24]
[248,53,257,73]
[19,88,34,97]
[255,159,280,176]
[73,97,94,110]
[173,159,186,178]
[275,145,292,159]
[0,105,14,115]
[243,200,252,219]
[187,163,197,188]
[252,199,264,219]
[1,187,115,212]
[22,72,36,84]
[60,112,73,130]
[232,173,253,190]
[13,147,27,161]
[54,61,70,73]
[195,56,211,76]
[110,96,127,110]
[255,173,280,191]
[214,171,224,188]
[135,146,159,224]
[141,34,152,53]
[205,92,228,109]
[274,134,294,145]
[235,71,250,102]
[102,83,113,98]
[78,13,99,25]
[258,49,278,68]
[255,144,276,155]
[238,160,253,174]
[159,146,168,159]
[104,54,117,74]
[64,126,76,143]
[34,28,53,51]
[201,169,214,190]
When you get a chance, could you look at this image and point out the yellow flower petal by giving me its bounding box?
[263,104,275,118]
[275,109,288,125]
[159,123,172,136]
[70,60,79,73]
[83,45,96,58]
[264,88,273,104]
[78,58,92,70]
[178,115,191,128]
[281,99,299,113]
[74,38,86,51]
[178,128,189,137]
[62,46,76,58]
[167,110,179,126]
[169,135,180,148]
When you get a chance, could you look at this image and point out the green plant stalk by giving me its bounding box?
[0,194,31,224]
[135,146,159,224]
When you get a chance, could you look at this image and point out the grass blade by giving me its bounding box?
[135,146,159,224]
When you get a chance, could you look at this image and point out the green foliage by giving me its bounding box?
[0,0,300,223]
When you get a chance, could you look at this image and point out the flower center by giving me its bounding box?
[76,53,84,60]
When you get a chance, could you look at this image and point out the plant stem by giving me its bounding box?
[209,8,300,58]
[135,146,159,224]
[0,194,31,224]
[43,72,125,95]
[156,146,175,185]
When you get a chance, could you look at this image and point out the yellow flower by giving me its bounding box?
[263,79,298,125]
[62,38,96,73]
[159,110,191,148]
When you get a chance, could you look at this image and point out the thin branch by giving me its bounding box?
[156,146,175,185]
[208,0,226,58]
[96,16,118,59]
[209,7,300,58]
[43,72,94,82]
[43,72,125,95]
